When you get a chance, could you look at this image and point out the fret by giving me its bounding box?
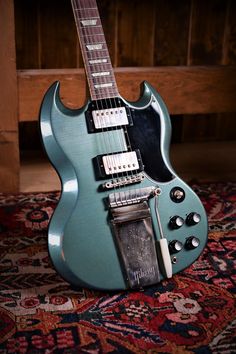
[80,26,104,35]
[79,25,103,30]
[84,49,110,57]
[74,8,97,11]
[71,0,119,100]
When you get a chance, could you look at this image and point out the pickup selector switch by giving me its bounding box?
[186,212,201,226]
[185,236,200,250]
[169,216,184,229]
[169,240,183,254]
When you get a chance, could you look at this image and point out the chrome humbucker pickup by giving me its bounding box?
[92,107,129,129]
[103,151,139,175]
[94,149,144,179]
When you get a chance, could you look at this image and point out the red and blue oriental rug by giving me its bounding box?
[0,182,235,353]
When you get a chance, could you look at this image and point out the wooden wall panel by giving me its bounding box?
[0,0,19,192]
[154,0,191,66]
[17,66,236,120]
[182,0,236,143]
[14,0,40,69]
[13,0,236,144]
[117,0,155,66]
[188,0,228,65]
[98,0,118,66]
[222,0,236,65]
[39,0,77,68]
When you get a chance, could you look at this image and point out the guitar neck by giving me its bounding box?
[71,0,119,100]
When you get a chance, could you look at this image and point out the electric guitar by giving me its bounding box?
[40,0,208,290]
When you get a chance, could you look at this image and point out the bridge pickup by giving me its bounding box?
[94,149,144,179]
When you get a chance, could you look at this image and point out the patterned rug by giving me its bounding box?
[0,182,235,353]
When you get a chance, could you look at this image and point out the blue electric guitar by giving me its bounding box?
[40,0,208,290]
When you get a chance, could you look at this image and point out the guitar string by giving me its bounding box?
[75,0,141,206]
[88,0,125,189]
[92,0,132,199]
[74,0,118,201]
[89,0,141,205]
[81,0,127,202]
[85,0,124,200]
[90,0,140,204]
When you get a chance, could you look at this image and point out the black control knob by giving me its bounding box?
[169,216,184,229]
[186,212,201,226]
[169,240,183,254]
[185,236,200,250]
[170,187,185,203]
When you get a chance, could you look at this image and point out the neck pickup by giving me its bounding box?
[86,97,133,133]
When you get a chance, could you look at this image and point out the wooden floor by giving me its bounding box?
[20,141,236,192]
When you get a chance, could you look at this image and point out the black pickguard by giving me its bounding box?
[127,105,173,183]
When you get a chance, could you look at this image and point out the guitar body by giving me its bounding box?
[40,81,208,290]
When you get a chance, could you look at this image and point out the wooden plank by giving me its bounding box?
[39,0,77,68]
[183,0,235,143]
[0,0,19,192]
[154,0,191,66]
[117,0,155,66]
[188,0,228,65]
[14,0,40,69]
[0,132,20,192]
[17,66,236,121]
[98,0,118,66]
[222,0,236,65]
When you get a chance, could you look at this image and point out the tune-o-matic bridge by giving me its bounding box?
[102,173,145,190]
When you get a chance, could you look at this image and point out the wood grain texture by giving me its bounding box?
[98,0,118,66]
[154,0,191,66]
[188,0,228,65]
[222,0,236,65]
[14,0,40,69]
[183,0,236,143]
[39,0,77,68]
[0,132,20,192]
[117,0,155,66]
[17,66,236,121]
[0,0,19,192]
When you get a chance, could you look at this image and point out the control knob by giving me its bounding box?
[169,216,184,229]
[185,236,200,250]
[186,212,201,226]
[169,240,183,254]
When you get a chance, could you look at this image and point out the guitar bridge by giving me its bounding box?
[110,200,160,288]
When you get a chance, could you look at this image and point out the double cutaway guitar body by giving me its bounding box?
[40,0,207,290]
[40,81,208,290]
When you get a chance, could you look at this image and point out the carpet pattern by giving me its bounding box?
[0,182,235,353]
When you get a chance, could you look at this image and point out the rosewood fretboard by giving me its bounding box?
[71,0,119,100]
